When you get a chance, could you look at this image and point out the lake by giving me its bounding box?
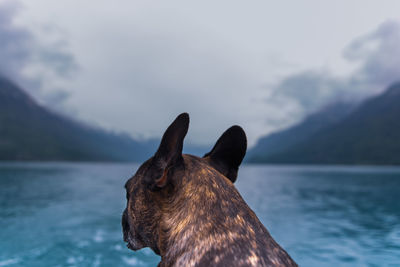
[0,162,399,266]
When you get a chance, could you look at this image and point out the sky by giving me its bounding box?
[1,0,400,146]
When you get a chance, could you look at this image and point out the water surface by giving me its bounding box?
[0,163,399,266]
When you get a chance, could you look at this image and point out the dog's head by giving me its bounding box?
[122,113,246,254]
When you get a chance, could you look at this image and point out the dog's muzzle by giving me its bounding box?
[122,209,145,251]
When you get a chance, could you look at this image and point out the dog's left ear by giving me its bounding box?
[147,113,189,189]
[203,125,247,183]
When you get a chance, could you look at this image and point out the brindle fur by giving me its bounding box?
[122,113,297,267]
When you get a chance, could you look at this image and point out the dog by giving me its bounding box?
[122,113,297,266]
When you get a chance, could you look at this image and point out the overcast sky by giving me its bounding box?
[1,0,400,146]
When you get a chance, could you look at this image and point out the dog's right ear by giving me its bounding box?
[146,113,189,190]
[203,125,247,183]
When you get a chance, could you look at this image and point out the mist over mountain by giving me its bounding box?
[247,102,356,161]
[248,82,400,165]
[3,74,399,164]
[0,76,159,161]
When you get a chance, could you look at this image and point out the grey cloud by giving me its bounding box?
[62,18,263,145]
[0,1,77,107]
[37,46,77,78]
[346,20,400,89]
[266,20,400,127]
[0,2,31,83]
[41,89,71,107]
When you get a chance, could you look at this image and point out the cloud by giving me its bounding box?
[0,2,31,82]
[5,1,400,147]
[345,20,400,89]
[265,20,400,131]
[0,0,77,109]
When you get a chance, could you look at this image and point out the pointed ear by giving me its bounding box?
[203,125,247,183]
[148,113,189,189]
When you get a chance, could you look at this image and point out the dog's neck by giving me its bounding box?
[155,158,263,266]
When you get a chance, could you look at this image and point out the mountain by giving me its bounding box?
[0,77,158,161]
[249,82,400,165]
[247,102,355,161]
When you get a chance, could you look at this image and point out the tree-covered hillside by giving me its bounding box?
[0,77,157,161]
[249,82,400,165]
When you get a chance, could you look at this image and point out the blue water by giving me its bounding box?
[0,163,399,266]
